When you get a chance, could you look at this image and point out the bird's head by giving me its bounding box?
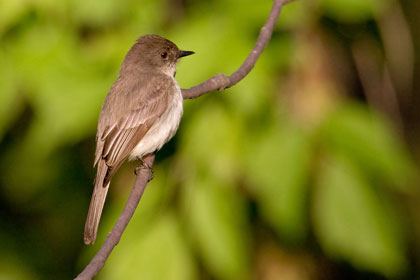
[121,34,194,77]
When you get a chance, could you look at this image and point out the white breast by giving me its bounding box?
[129,78,183,160]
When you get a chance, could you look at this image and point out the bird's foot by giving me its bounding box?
[134,160,154,182]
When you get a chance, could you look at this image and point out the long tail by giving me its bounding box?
[84,159,110,245]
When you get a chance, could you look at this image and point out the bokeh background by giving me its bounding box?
[1,0,420,279]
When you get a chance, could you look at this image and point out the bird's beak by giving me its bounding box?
[178,50,195,58]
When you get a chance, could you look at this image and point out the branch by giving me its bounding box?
[182,0,294,99]
[75,155,155,280]
[75,0,294,278]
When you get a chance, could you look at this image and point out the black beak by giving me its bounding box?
[178,50,195,58]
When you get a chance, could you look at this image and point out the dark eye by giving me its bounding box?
[161,52,168,59]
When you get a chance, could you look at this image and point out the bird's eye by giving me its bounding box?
[161,52,168,59]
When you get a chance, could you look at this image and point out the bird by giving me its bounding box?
[83,34,194,245]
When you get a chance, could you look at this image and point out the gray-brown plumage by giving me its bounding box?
[84,34,194,245]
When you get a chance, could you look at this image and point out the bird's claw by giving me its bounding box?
[134,160,154,182]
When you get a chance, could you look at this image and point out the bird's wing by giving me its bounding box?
[94,73,175,185]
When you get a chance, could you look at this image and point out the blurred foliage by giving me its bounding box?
[1,0,420,279]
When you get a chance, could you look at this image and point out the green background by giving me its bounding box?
[1,0,420,279]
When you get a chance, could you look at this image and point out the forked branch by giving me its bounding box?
[75,0,295,279]
[182,0,294,99]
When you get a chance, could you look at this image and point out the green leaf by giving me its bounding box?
[0,254,37,280]
[180,103,244,182]
[182,174,250,280]
[0,50,20,141]
[247,122,311,243]
[69,0,127,26]
[0,0,27,35]
[103,213,197,280]
[319,103,416,192]
[319,0,389,22]
[277,0,307,27]
[313,154,407,277]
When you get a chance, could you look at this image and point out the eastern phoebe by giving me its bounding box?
[84,34,194,245]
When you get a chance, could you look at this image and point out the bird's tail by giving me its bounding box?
[84,159,110,245]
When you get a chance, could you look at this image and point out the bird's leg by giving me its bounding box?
[134,154,154,182]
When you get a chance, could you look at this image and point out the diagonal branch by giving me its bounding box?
[75,155,155,280]
[182,0,295,99]
[75,0,294,279]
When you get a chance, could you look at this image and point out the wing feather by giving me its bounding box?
[93,73,175,184]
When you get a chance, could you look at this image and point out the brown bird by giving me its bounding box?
[84,34,194,245]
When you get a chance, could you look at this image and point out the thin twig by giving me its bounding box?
[75,0,294,278]
[182,0,294,99]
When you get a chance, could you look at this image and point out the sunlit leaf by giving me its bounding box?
[318,103,416,192]
[314,154,407,277]
[7,24,106,155]
[103,213,197,280]
[277,0,307,27]
[182,173,250,280]
[180,103,244,182]
[0,255,37,280]
[246,122,311,243]
[69,0,127,26]
[319,0,389,22]
[0,0,27,35]
[0,51,20,141]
